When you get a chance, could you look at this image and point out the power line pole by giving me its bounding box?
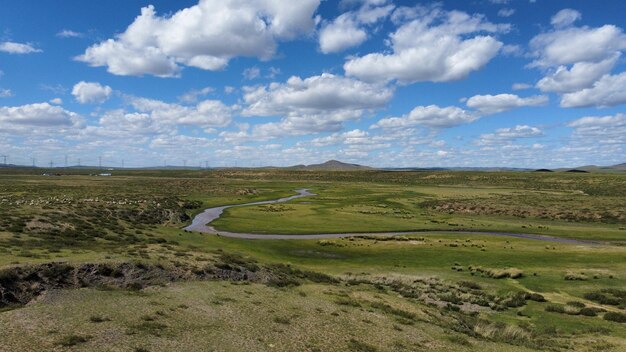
[122,159,125,168]
[31,158,36,167]
[183,159,187,167]
[0,155,7,165]
[77,158,81,167]
[49,161,54,168]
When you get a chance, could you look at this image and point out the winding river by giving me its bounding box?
[184,189,602,245]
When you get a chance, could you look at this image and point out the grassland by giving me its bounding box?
[0,168,625,351]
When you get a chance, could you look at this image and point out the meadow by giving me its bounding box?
[0,168,624,351]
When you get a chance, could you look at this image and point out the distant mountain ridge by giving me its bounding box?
[289,160,372,171]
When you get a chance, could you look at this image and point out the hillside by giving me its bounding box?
[290,160,372,171]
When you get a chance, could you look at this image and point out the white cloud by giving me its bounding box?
[466,93,548,114]
[344,7,509,83]
[243,67,261,80]
[512,83,532,90]
[240,73,392,138]
[560,72,626,108]
[71,81,113,104]
[536,54,619,93]
[498,8,515,18]
[0,89,12,98]
[0,42,42,54]
[530,13,626,108]
[131,97,233,129]
[57,29,83,38]
[243,73,392,116]
[178,86,214,103]
[530,24,626,68]
[49,98,63,105]
[567,113,626,144]
[319,0,393,54]
[372,105,477,129]
[475,125,542,145]
[76,0,320,77]
[0,103,79,129]
[319,14,367,54]
[550,9,581,28]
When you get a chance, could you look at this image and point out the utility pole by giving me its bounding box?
[183,159,187,167]
[0,155,7,165]
[31,158,36,167]
[77,158,81,167]
[49,161,54,168]
[122,159,125,168]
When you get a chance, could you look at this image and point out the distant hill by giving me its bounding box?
[611,163,626,171]
[290,160,372,171]
[555,163,626,173]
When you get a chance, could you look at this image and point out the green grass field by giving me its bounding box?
[0,169,625,351]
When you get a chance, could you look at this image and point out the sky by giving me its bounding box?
[0,0,625,168]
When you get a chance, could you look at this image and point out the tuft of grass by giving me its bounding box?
[348,338,378,352]
[272,316,291,325]
[89,315,111,323]
[58,334,90,347]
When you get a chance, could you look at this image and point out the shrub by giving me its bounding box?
[58,335,90,347]
[545,304,565,313]
[458,280,482,290]
[604,312,626,323]
[89,315,110,323]
[348,338,378,352]
[584,292,621,306]
[579,308,598,317]
[273,316,291,325]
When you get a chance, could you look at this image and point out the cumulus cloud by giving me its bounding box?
[560,72,626,108]
[243,73,392,116]
[530,22,626,68]
[0,41,42,54]
[130,97,233,129]
[72,81,113,104]
[178,87,214,103]
[372,105,477,129]
[466,93,548,114]
[76,0,320,77]
[567,113,626,144]
[319,15,367,54]
[344,7,509,83]
[530,10,626,108]
[0,103,79,134]
[550,9,581,28]
[319,0,394,53]
[475,125,543,145]
[239,73,393,138]
[536,54,619,93]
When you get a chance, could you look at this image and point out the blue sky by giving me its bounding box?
[0,0,625,168]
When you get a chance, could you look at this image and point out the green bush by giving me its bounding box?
[604,312,626,323]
